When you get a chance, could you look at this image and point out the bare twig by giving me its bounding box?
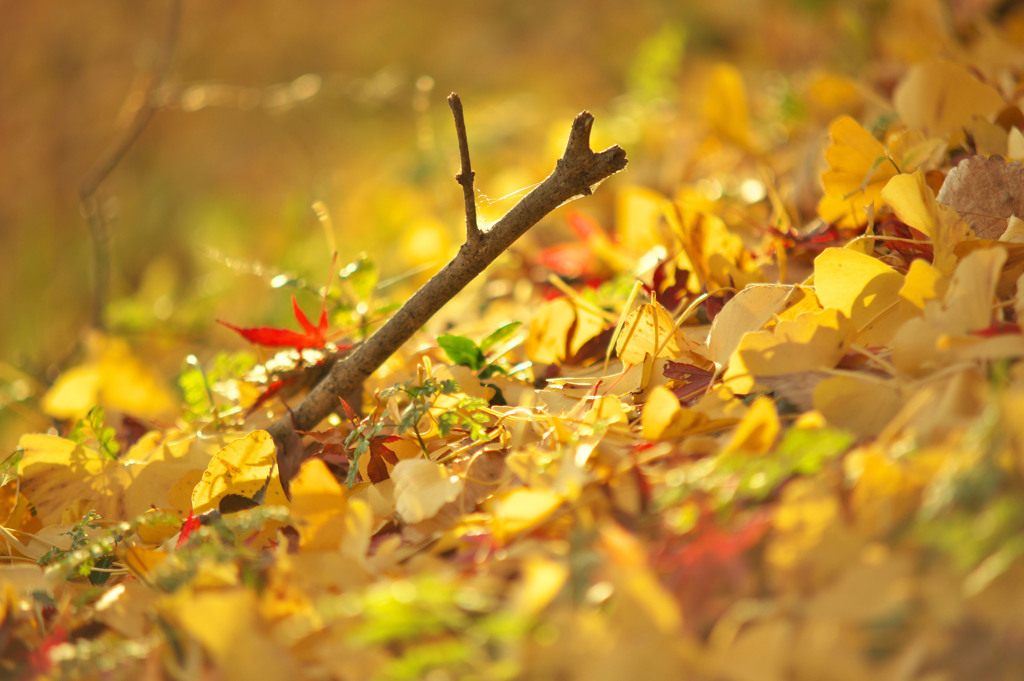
[269,104,627,490]
[79,0,183,329]
[447,93,479,243]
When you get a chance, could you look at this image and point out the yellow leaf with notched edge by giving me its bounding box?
[925,246,1005,334]
[818,116,898,227]
[191,431,279,515]
[725,309,854,392]
[391,458,463,524]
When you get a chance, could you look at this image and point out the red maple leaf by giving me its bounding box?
[219,295,329,349]
[29,625,67,675]
[176,509,200,549]
[536,211,615,285]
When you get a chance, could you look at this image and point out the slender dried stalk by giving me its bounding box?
[80,0,182,329]
[269,101,627,489]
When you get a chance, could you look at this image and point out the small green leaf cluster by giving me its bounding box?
[69,406,120,460]
[178,350,257,421]
[437,321,523,380]
[38,511,125,585]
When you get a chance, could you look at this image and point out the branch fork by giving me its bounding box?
[270,94,627,489]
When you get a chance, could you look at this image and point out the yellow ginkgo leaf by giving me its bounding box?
[664,201,763,291]
[726,309,855,392]
[513,555,569,616]
[487,488,563,543]
[818,116,899,227]
[584,395,630,426]
[845,445,947,536]
[288,457,347,551]
[616,185,669,257]
[925,246,1006,334]
[191,431,278,515]
[881,171,973,273]
[17,434,131,523]
[164,587,302,681]
[641,385,703,440]
[813,247,912,346]
[616,303,690,365]
[525,298,608,364]
[391,458,463,524]
[708,284,793,367]
[898,258,946,309]
[722,395,780,455]
[893,58,1005,139]
[813,375,902,439]
[702,62,754,150]
[600,521,683,633]
[41,331,177,420]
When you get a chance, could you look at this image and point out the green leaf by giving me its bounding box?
[437,335,486,371]
[479,321,522,354]
[340,254,379,301]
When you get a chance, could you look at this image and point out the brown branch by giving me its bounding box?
[269,106,627,490]
[79,0,183,329]
[447,93,479,243]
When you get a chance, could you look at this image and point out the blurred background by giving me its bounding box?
[1,0,992,449]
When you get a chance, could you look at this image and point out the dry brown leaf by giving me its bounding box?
[937,155,1024,239]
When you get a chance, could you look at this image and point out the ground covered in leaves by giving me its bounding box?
[8,3,1024,680]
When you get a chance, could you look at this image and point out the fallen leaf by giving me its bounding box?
[17,434,131,523]
[882,171,973,273]
[526,297,609,364]
[893,58,1005,139]
[288,457,347,551]
[814,375,903,439]
[708,284,793,368]
[937,155,1024,239]
[486,488,563,543]
[724,308,854,392]
[163,587,302,681]
[722,395,780,455]
[391,458,463,524]
[813,247,911,346]
[41,332,177,420]
[818,116,899,227]
[616,303,692,365]
[192,431,285,515]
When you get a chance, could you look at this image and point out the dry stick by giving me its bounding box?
[447,93,479,244]
[268,102,628,488]
[79,0,183,329]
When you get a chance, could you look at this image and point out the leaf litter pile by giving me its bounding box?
[10,10,1024,681]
